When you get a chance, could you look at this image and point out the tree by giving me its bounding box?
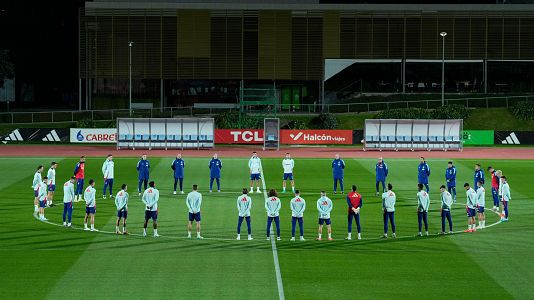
[0,50,15,89]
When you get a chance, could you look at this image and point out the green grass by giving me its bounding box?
[1,156,533,299]
[463,107,534,131]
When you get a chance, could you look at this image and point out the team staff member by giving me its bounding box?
[171,154,185,195]
[137,154,150,196]
[209,153,222,193]
[382,183,396,239]
[332,154,345,194]
[375,157,388,196]
[418,157,430,193]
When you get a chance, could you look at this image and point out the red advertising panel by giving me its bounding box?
[280,130,353,145]
[215,129,264,144]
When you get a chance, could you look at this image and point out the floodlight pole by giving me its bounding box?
[440,32,447,106]
[128,41,134,116]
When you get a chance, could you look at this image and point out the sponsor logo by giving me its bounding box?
[289,132,304,141]
[42,130,61,142]
[3,129,23,143]
[501,132,520,145]
[282,130,353,145]
[70,128,117,143]
[215,129,264,144]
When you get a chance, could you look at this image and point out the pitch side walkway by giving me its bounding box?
[1,145,534,159]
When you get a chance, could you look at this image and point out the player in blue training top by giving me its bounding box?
[375,157,388,196]
[418,157,431,193]
[332,154,345,194]
[445,161,457,202]
[171,153,185,195]
[208,153,222,192]
[474,164,484,191]
[137,154,150,196]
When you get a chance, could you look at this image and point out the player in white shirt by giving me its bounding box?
[500,176,511,222]
[115,184,129,235]
[62,177,75,227]
[37,177,48,221]
[265,189,282,241]
[46,162,58,207]
[439,185,453,234]
[33,165,43,212]
[142,181,160,237]
[83,179,98,231]
[290,190,306,241]
[464,183,477,232]
[186,185,203,239]
[316,191,333,241]
[475,181,486,229]
[282,153,295,193]
[236,188,253,241]
[248,151,262,193]
[416,184,430,237]
[382,183,396,238]
[102,154,115,199]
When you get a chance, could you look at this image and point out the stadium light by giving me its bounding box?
[440,32,447,106]
[128,41,134,116]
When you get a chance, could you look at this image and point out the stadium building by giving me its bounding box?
[79,0,534,110]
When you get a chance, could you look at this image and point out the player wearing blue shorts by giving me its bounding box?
[316,191,333,241]
[33,165,43,212]
[142,181,159,237]
[500,176,511,222]
[282,153,295,193]
[265,189,281,241]
[464,183,477,233]
[115,184,129,235]
[46,162,57,207]
[62,177,75,227]
[83,179,98,232]
[332,154,345,194]
[102,154,114,199]
[249,152,262,193]
[236,188,253,241]
[37,177,48,221]
[186,185,203,239]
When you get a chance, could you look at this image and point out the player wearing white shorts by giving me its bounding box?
[282,153,295,193]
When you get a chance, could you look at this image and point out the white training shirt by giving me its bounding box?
[248,157,262,174]
[33,172,42,190]
[63,181,75,203]
[142,187,159,211]
[85,186,96,208]
[476,186,486,208]
[47,168,56,186]
[466,188,477,209]
[282,158,295,174]
[382,191,396,212]
[501,182,511,202]
[102,159,114,179]
[37,182,47,201]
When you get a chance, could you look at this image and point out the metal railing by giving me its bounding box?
[0,95,532,124]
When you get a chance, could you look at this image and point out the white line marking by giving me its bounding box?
[260,167,285,300]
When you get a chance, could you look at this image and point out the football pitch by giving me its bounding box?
[1,155,533,299]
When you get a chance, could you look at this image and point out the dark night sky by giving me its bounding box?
[0,0,84,108]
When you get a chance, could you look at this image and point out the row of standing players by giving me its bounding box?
[31,153,512,239]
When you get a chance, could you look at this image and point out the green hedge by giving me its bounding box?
[311,113,339,129]
[376,105,470,120]
[511,101,534,120]
[214,111,263,129]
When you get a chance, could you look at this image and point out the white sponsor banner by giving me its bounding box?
[70,128,117,143]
